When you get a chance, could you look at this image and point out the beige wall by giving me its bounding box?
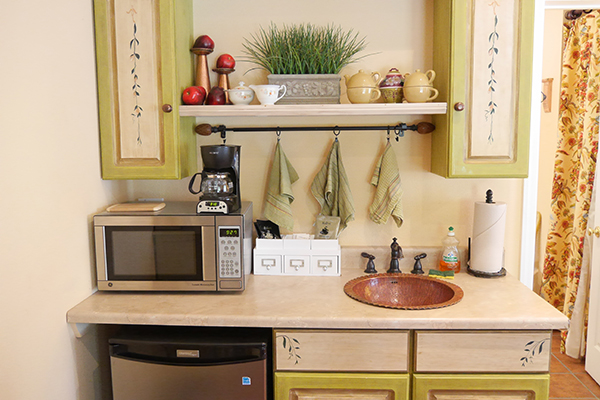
[535,9,564,291]
[0,1,128,399]
[0,0,526,399]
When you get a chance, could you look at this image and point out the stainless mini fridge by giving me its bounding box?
[109,327,270,400]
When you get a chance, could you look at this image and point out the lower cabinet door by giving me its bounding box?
[275,372,410,400]
[413,374,550,400]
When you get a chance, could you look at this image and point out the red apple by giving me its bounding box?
[216,54,235,69]
[182,86,206,105]
[206,87,226,105]
[193,34,214,50]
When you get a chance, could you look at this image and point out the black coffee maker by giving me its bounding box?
[188,145,241,214]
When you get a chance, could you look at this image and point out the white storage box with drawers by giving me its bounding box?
[253,236,340,276]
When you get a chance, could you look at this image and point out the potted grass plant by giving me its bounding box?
[241,23,369,104]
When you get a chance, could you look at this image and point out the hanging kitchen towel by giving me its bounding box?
[311,140,355,231]
[369,142,404,227]
[264,141,299,231]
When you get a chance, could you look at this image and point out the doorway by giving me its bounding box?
[524,0,600,385]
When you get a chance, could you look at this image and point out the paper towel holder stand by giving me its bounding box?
[466,192,508,278]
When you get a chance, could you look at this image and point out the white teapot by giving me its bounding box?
[249,84,287,105]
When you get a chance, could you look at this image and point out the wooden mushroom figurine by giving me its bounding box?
[191,35,214,97]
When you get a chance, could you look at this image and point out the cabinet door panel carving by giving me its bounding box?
[275,372,410,400]
[428,390,534,400]
[415,331,551,373]
[94,0,196,179]
[432,0,535,178]
[274,330,409,372]
[290,388,394,400]
[413,374,549,400]
[111,0,163,163]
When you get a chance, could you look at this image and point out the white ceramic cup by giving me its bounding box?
[249,84,287,105]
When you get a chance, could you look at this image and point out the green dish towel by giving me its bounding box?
[264,142,299,231]
[311,140,355,231]
[369,142,404,227]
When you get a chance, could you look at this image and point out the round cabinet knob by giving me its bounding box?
[162,104,173,113]
[454,102,465,112]
[322,266,329,271]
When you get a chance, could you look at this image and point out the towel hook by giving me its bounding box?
[276,127,282,142]
[394,123,406,142]
[386,126,391,143]
[333,126,341,142]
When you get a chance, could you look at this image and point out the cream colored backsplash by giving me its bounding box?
[131,128,524,276]
[130,0,524,276]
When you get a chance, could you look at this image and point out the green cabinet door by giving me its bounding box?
[275,372,410,400]
[413,373,550,400]
[94,0,196,179]
[431,0,535,178]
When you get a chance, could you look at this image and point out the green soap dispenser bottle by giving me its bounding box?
[439,227,461,273]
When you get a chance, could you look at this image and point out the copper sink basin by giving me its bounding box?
[343,273,464,310]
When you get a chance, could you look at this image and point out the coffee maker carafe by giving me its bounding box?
[188,145,241,214]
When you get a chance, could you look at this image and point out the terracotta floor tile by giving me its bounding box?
[555,352,588,374]
[575,373,600,398]
[551,354,570,373]
[549,373,596,399]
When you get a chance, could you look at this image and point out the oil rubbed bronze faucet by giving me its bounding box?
[387,238,403,273]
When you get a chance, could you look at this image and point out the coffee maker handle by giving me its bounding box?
[188,172,203,195]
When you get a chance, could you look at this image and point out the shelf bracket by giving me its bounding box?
[70,322,91,338]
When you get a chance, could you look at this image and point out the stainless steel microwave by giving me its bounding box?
[93,202,253,292]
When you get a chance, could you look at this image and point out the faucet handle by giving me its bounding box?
[361,252,377,274]
[411,253,427,274]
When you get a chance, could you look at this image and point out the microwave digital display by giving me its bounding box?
[219,228,239,238]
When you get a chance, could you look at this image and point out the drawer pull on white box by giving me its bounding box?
[290,259,305,270]
[261,259,276,267]
[318,260,332,271]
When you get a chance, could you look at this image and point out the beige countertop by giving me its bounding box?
[67,262,568,332]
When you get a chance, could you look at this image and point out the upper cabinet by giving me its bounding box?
[431,0,535,178]
[93,0,535,179]
[94,0,196,179]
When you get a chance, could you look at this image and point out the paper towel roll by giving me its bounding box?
[470,201,507,273]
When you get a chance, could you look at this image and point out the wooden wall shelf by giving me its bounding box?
[179,103,447,118]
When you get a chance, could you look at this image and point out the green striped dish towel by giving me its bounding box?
[264,142,299,231]
[311,140,355,231]
[369,142,404,227]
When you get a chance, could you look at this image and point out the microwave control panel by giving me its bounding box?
[217,225,242,279]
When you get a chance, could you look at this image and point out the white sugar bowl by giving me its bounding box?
[226,82,255,105]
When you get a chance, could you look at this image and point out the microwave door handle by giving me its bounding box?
[95,226,108,281]
[202,226,216,281]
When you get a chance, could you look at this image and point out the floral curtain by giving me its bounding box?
[541,11,600,358]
